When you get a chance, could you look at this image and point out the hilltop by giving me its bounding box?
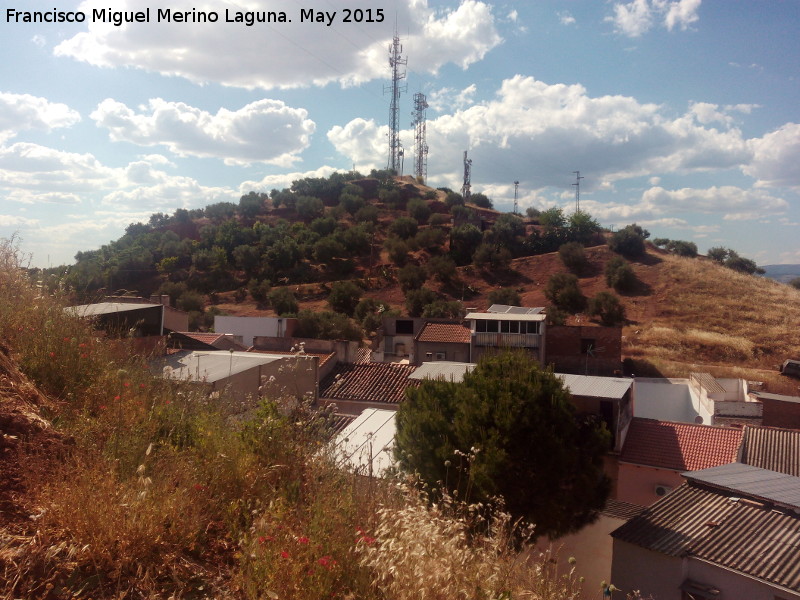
[41,171,800,391]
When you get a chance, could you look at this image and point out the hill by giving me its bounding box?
[40,171,797,391]
[761,264,800,283]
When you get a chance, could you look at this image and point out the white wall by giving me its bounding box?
[633,378,713,424]
[214,316,290,347]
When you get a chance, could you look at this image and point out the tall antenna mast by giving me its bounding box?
[572,170,584,213]
[513,181,520,214]
[462,150,472,201]
[412,92,429,182]
[385,30,407,174]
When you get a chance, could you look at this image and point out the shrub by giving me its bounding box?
[327,280,363,316]
[544,273,586,313]
[293,309,363,340]
[449,224,482,266]
[428,213,450,227]
[407,198,432,224]
[339,192,365,215]
[558,242,588,273]
[470,192,493,209]
[296,196,325,221]
[426,255,457,284]
[247,278,271,303]
[384,236,410,266]
[398,263,427,293]
[588,291,626,326]
[389,217,418,240]
[268,287,298,315]
[487,287,521,307]
[473,244,512,271]
[421,300,464,319]
[666,240,698,257]
[313,236,346,264]
[354,204,379,224]
[445,191,464,207]
[605,256,637,292]
[414,227,446,252]
[405,287,438,317]
[608,224,649,257]
[707,246,729,263]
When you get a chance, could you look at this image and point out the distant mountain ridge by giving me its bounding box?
[760,264,800,283]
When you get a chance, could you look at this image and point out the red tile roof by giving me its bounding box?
[320,363,418,404]
[248,349,335,368]
[181,332,224,345]
[620,418,743,472]
[416,322,471,344]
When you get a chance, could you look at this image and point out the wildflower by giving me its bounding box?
[139,383,146,389]
[297,536,310,544]
[49,352,55,358]
[114,395,121,401]
[280,550,290,559]
[99,405,107,411]
[124,382,130,387]
[80,353,87,359]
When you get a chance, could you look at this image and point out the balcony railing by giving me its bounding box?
[473,332,541,348]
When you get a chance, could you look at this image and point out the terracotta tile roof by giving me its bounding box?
[620,418,743,472]
[181,332,224,345]
[740,425,800,476]
[416,322,471,344]
[353,347,373,364]
[320,363,418,404]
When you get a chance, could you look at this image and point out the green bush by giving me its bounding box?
[608,224,649,257]
[405,287,438,317]
[389,217,419,240]
[605,256,637,292]
[398,264,427,293]
[407,198,432,224]
[327,281,363,316]
[588,291,626,326]
[268,287,298,315]
[487,287,521,307]
[544,273,586,313]
[558,242,587,273]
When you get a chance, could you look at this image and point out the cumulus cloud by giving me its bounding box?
[640,185,788,219]
[239,165,340,194]
[744,123,800,188]
[606,0,700,37]
[0,93,81,142]
[558,11,576,26]
[91,98,315,166]
[328,75,755,190]
[0,214,39,227]
[55,0,502,89]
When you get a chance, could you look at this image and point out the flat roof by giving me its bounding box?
[465,312,546,322]
[487,304,544,315]
[330,408,396,477]
[156,350,287,383]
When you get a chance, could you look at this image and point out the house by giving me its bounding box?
[213,315,297,348]
[633,373,763,426]
[611,463,800,599]
[616,418,744,506]
[545,324,622,375]
[329,408,397,477]
[373,317,427,362]
[318,362,419,415]
[464,305,546,364]
[747,390,800,429]
[413,322,471,364]
[739,425,800,476]
[154,350,317,408]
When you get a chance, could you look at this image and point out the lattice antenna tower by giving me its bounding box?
[462,150,472,201]
[572,170,584,213]
[411,92,429,182]
[384,31,407,174]
[513,180,520,214]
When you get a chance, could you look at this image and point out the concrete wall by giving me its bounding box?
[414,341,470,365]
[616,463,685,506]
[633,378,714,424]
[611,541,685,600]
[215,316,297,347]
[688,557,800,600]
[760,397,800,429]
[545,325,622,375]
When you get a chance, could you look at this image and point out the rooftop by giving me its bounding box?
[740,425,800,476]
[683,462,800,509]
[557,373,632,400]
[409,361,476,383]
[465,311,546,322]
[612,482,800,591]
[487,304,545,315]
[415,322,471,344]
[155,350,287,383]
[320,362,418,404]
[620,418,743,472]
[65,301,162,317]
[330,408,397,477]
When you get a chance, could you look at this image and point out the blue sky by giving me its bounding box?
[1,0,798,267]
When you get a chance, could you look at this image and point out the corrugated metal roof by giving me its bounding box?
[741,426,800,476]
[157,350,285,383]
[683,463,800,509]
[66,302,162,317]
[465,312,547,322]
[601,499,646,521]
[620,418,743,472]
[690,372,726,394]
[330,408,397,477]
[612,484,734,557]
[409,361,476,383]
[750,391,800,404]
[487,304,544,315]
[557,373,632,400]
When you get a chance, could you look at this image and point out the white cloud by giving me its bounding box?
[55,0,502,89]
[0,214,39,227]
[0,93,81,142]
[91,98,315,166]
[102,177,233,211]
[606,0,700,37]
[428,84,478,113]
[327,118,387,172]
[558,11,576,26]
[640,185,788,218]
[744,123,800,188]
[238,165,341,194]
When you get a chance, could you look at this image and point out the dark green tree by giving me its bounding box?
[558,242,588,273]
[608,224,649,258]
[421,300,464,319]
[405,287,438,317]
[487,287,521,307]
[605,256,637,292]
[544,272,586,313]
[790,277,800,291]
[268,288,298,316]
[398,263,427,293]
[587,291,626,326]
[470,192,493,209]
[449,224,482,266]
[567,211,602,245]
[327,280,363,316]
[395,351,611,539]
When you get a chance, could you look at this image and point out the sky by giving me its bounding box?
[1,0,798,268]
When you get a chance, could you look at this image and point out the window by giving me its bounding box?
[396,320,413,335]
[435,352,446,361]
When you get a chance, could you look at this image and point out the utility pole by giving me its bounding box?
[385,31,407,174]
[572,170,584,213]
[412,92,429,182]
[513,180,520,214]
[461,150,472,202]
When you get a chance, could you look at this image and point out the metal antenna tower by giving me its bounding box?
[572,170,584,213]
[461,150,472,201]
[411,92,429,182]
[513,180,520,214]
[384,31,407,174]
